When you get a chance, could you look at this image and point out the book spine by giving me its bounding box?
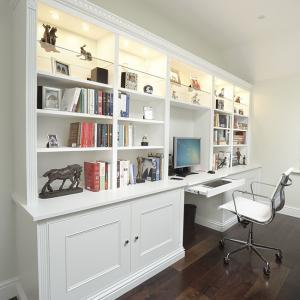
[99,162,105,190]
[105,162,108,190]
[107,163,111,190]
[117,160,120,188]
[126,93,130,117]
[109,92,113,116]
[94,90,98,114]
[84,162,100,192]
[98,90,103,115]
[156,158,160,181]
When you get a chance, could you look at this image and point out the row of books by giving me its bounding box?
[117,154,164,188]
[117,124,134,147]
[68,122,113,148]
[213,151,231,170]
[233,132,246,145]
[84,161,111,192]
[214,113,231,128]
[234,119,248,130]
[62,88,113,116]
[213,129,230,145]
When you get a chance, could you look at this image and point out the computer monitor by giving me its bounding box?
[173,137,201,176]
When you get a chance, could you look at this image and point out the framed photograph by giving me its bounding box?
[191,78,201,90]
[47,134,59,148]
[170,69,181,85]
[42,86,61,110]
[121,71,138,90]
[52,58,70,76]
[143,106,153,120]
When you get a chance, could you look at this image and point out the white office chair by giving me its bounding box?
[219,168,293,276]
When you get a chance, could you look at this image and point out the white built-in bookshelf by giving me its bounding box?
[17,0,251,205]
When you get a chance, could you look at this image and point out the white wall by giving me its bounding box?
[0,1,16,282]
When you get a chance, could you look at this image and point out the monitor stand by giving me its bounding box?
[174,167,198,177]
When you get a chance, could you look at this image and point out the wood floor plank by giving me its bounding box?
[176,287,209,300]
[173,235,219,271]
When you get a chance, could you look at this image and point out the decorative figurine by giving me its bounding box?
[47,134,58,148]
[136,157,145,183]
[39,164,83,199]
[192,92,200,104]
[238,108,244,115]
[41,24,57,45]
[143,85,153,94]
[235,96,241,103]
[172,90,178,99]
[236,147,241,164]
[218,88,225,98]
[141,136,149,146]
[217,157,227,169]
[243,155,246,165]
[77,45,92,61]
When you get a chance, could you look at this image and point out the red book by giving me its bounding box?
[98,90,103,115]
[105,162,108,190]
[84,162,100,192]
[81,122,88,147]
[88,122,94,147]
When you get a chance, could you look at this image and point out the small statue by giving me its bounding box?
[218,88,225,98]
[136,157,145,183]
[243,155,246,165]
[77,45,93,61]
[172,91,178,99]
[39,164,83,198]
[41,24,57,45]
[141,136,149,146]
[192,92,200,104]
[217,157,227,169]
[235,96,241,103]
[236,147,241,164]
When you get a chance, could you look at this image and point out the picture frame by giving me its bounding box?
[170,69,181,85]
[47,134,59,148]
[143,106,153,120]
[42,86,61,110]
[121,71,138,90]
[52,58,70,76]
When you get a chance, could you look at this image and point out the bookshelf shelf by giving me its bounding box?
[118,117,164,125]
[213,144,232,148]
[37,71,113,90]
[170,99,210,110]
[37,109,113,121]
[119,87,165,101]
[215,96,233,102]
[234,113,248,118]
[214,108,233,115]
[170,82,211,95]
[233,128,247,132]
[117,146,164,151]
[233,144,248,147]
[214,127,231,130]
[37,147,112,153]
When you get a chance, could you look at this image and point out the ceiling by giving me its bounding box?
[140,0,300,49]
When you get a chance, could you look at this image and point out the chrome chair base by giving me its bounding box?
[219,223,282,276]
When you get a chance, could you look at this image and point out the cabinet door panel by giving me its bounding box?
[48,205,131,300]
[131,189,182,271]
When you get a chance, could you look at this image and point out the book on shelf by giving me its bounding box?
[233,131,246,144]
[68,122,113,147]
[118,92,130,117]
[213,129,230,145]
[61,88,81,112]
[117,154,163,188]
[84,161,111,192]
[118,124,134,147]
[213,151,231,170]
[214,113,231,128]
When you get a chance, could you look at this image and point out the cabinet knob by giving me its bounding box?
[134,236,139,242]
[124,240,129,246]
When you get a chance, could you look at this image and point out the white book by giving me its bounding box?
[128,124,134,147]
[123,160,130,185]
[98,161,105,190]
[107,163,111,189]
[61,88,81,111]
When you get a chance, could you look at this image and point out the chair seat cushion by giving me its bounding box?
[219,197,272,223]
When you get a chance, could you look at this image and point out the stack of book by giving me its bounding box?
[68,122,113,147]
[213,129,230,145]
[118,92,130,117]
[62,88,113,116]
[117,160,136,187]
[213,151,231,170]
[233,132,246,145]
[214,113,231,128]
[117,124,134,147]
[84,161,111,192]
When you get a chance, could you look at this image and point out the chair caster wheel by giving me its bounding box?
[263,264,271,277]
[219,240,225,249]
[224,257,229,265]
[275,252,283,263]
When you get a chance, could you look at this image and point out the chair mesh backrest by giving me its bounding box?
[271,168,293,211]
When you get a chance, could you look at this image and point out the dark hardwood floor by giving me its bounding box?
[118,214,300,300]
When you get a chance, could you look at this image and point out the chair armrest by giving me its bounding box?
[250,181,276,201]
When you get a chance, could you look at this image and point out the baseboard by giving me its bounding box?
[0,277,28,300]
[88,248,185,300]
[279,205,300,218]
[195,215,237,232]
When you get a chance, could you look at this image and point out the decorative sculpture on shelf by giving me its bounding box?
[218,88,225,98]
[40,24,59,52]
[243,155,246,165]
[191,92,200,104]
[77,45,93,61]
[39,164,83,199]
[141,136,149,146]
[236,147,241,165]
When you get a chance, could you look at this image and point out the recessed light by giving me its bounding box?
[257,15,266,20]
[50,10,59,20]
[82,23,90,32]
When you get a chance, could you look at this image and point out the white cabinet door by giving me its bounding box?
[48,205,131,300]
[131,189,183,272]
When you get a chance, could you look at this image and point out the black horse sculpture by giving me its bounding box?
[40,164,83,199]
